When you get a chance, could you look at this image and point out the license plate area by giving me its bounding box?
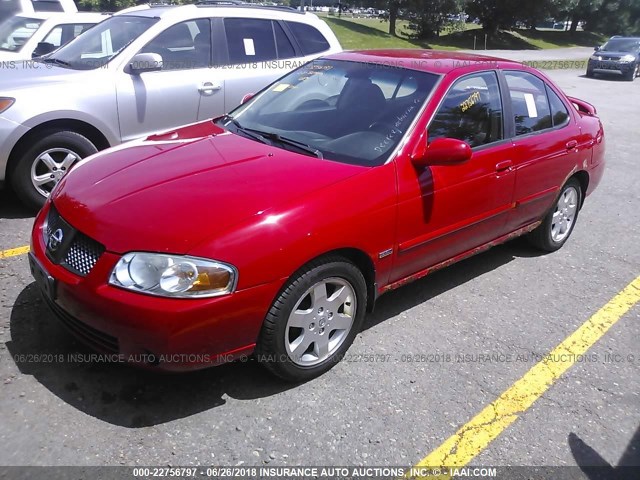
[29,253,57,301]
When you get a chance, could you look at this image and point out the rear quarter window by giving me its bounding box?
[285,21,330,56]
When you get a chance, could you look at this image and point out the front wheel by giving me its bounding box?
[256,257,367,382]
[527,178,582,252]
[11,130,98,210]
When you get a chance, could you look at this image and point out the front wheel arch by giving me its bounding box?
[7,119,110,183]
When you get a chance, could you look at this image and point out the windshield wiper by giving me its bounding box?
[42,57,71,67]
[244,128,323,159]
[219,116,322,159]
[219,115,271,145]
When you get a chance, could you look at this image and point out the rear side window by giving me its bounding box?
[505,71,552,135]
[225,18,275,64]
[546,85,570,128]
[285,21,330,56]
[428,71,504,148]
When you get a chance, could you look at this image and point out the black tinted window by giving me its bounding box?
[546,85,570,128]
[33,0,63,12]
[429,71,503,148]
[141,19,211,70]
[274,21,295,59]
[286,21,330,55]
[224,18,277,64]
[505,71,552,136]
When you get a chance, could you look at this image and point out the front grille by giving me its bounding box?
[44,295,120,354]
[45,206,105,277]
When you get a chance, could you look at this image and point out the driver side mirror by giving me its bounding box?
[594,46,601,51]
[32,41,56,58]
[127,53,163,75]
[411,137,472,167]
[240,93,254,105]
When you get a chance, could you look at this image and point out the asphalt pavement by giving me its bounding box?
[0,67,638,475]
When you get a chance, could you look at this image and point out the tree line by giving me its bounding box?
[76,0,640,38]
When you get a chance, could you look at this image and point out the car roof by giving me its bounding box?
[325,49,520,75]
[16,11,107,21]
[115,3,310,21]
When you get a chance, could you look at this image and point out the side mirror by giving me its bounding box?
[411,137,472,167]
[594,46,601,51]
[240,93,254,105]
[127,53,163,75]
[32,41,56,58]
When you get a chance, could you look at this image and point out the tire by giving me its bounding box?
[585,68,594,78]
[11,130,98,210]
[256,257,367,382]
[527,178,582,252]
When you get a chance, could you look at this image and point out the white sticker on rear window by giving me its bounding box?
[524,93,538,118]
[243,38,255,56]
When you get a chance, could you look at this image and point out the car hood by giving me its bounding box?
[52,121,366,254]
[0,61,91,90]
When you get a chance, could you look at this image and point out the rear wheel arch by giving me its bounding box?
[572,170,589,208]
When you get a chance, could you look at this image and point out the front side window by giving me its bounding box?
[0,16,43,52]
[224,60,438,166]
[140,19,211,71]
[505,70,552,136]
[44,15,158,70]
[428,71,503,148]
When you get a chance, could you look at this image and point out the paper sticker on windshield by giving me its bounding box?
[524,93,538,118]
[272,84,291,92]
[243,38,256,56]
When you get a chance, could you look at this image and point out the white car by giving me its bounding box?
[0,11,107,60]
[0,0,78,23]
[0,3,342,208]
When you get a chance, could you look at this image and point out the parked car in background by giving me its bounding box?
[29,50,605,381]
[587,36,640,81]
[0,12,107,60]
[0,0,77,23]
[0,3,341,209]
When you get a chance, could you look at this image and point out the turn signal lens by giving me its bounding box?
[0,98,15,114]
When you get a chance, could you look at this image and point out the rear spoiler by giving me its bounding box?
[567,96,597,116]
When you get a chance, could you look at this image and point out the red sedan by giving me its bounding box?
[29,50,605,381]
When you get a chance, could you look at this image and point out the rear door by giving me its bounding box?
[502,70,585,231]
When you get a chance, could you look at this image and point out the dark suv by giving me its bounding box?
[587,36,640,81]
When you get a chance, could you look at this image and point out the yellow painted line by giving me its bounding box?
[414,275,640,474]
[0,245,30,259]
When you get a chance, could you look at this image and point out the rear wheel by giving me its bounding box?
[256,257,367,382]
[527,178,582,252]
[11,130,97,210]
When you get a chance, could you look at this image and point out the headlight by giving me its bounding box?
[0,98,15,114]
[109,252,237,298]
[589,55,601,61]
[620,54,636,62]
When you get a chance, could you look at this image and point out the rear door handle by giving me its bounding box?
[198,82,221,95]
[566,140,578,150]
[496,160,513,172]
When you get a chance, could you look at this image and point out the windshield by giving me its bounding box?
[225,59,439,166]
[602,39,640,52]
[0,16,43,52]
[46,15,157,70]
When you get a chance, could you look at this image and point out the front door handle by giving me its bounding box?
[566,140,578,150]
[198,82,221,95]
[496,160,513,172]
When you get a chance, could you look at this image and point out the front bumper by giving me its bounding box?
[30,204,282,372]
[587,59,636,75]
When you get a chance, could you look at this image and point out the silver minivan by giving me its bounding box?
[0,3,341,208]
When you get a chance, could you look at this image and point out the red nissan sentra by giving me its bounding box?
[29,50,605,381]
